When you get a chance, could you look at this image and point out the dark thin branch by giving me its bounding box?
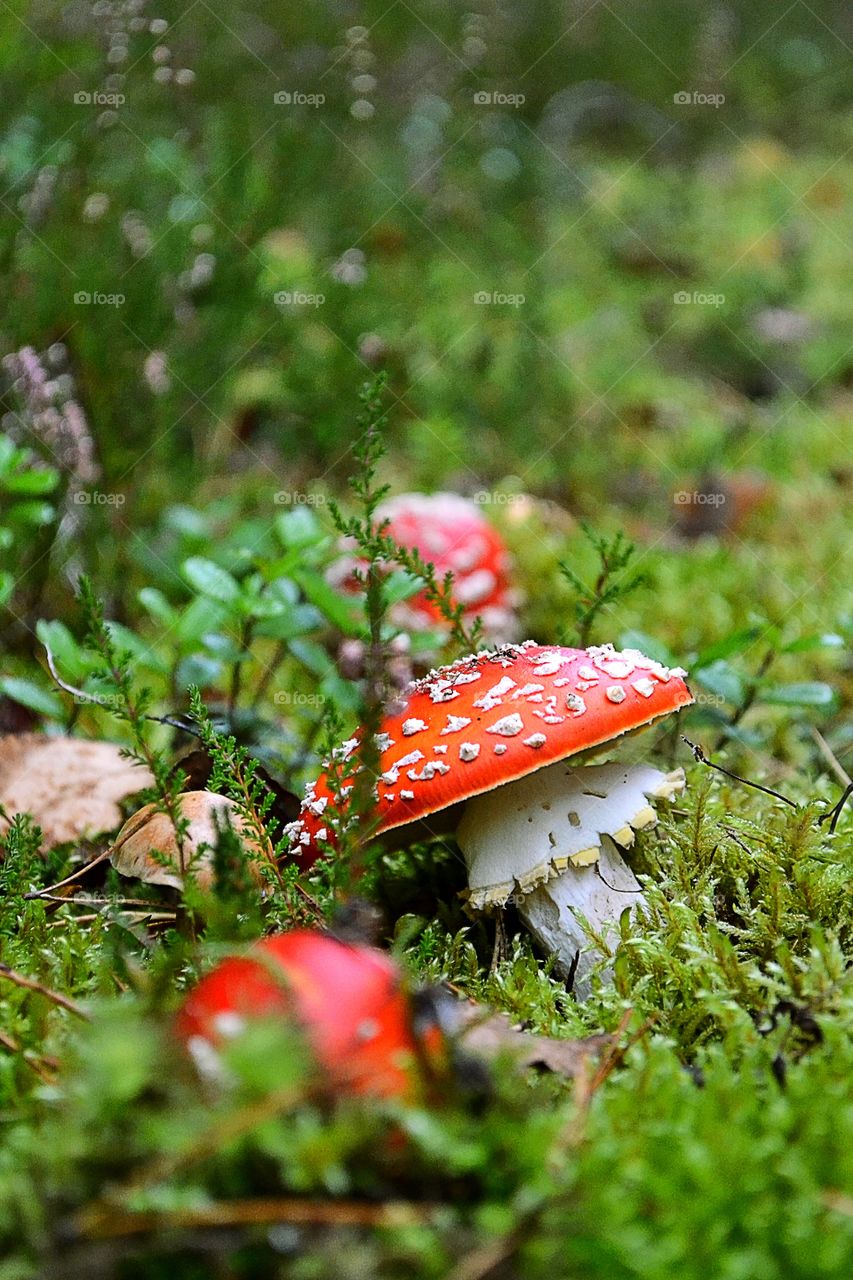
[44,644,198,735]
[682,738,797,809]
[819,782,852,834]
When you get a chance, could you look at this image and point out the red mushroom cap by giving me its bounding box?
[330,492,519,640]
[290,641,693,864]
[176,930,425,1099]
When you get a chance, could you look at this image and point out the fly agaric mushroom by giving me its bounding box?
[329,491,520,643]
[289,642,693,994]
[176,930,435,1100]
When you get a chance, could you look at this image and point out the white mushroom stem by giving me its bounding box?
[456,761,686,996]
[518,836,641,998]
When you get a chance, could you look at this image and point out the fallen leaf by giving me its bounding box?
[456,1005,614,1076]
[0,734,153,850]
[424,985,614,1079]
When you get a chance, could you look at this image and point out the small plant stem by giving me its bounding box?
[0,963,91,1020]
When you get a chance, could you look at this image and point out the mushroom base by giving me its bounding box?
[516,835,642,997]
[456,759,686,996]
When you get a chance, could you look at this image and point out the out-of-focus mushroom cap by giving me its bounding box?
[111,791,264,890]
[329,491,520,641]
[176,930,426,1099]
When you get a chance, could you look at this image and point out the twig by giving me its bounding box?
[447,1230,525,1280]
[24,849,111,899]
[819,782,852,834]
[810,727,852,787]
[76,1196,441,1241]
[48,911,177,928]
[721,826,754,858]
[44,643,197,735]
[0,1029,59,1082]
[0,963,90,1019]
[682,738,797,809]
[34,894,174,908]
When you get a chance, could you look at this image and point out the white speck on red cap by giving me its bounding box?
[459,742,481,762]
[473,675,517,711]
[441,714,472,735]
[486,713,524,737]
[512,682,546,699]
[408,761,451,781]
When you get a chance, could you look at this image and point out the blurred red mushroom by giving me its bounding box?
[329,492,521,644]
[176,930,436,1100]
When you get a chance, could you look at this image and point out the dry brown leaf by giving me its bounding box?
[456,1005,613,1076]
[110,791,264,890]
[434,987,614,1078]
[0,734,154,851]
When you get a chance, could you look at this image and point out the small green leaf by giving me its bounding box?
[293,571,362,634]
[276,507,323,549]
[0,676,64,718]
[174,595,229,644]
[176,653,222,688]
[781,633,844,654]
[694,660,745,705]
[36,619,92,681]
[761,681,836,708]
[138,587,177,626]
[7,500,55,527]
[255,604,323,640]
[289,638,335,677]
[384,568,424,605]
[3,466,58,496]
[201,631,245,662]
[183,556,241,604]
[693,628,761,668]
